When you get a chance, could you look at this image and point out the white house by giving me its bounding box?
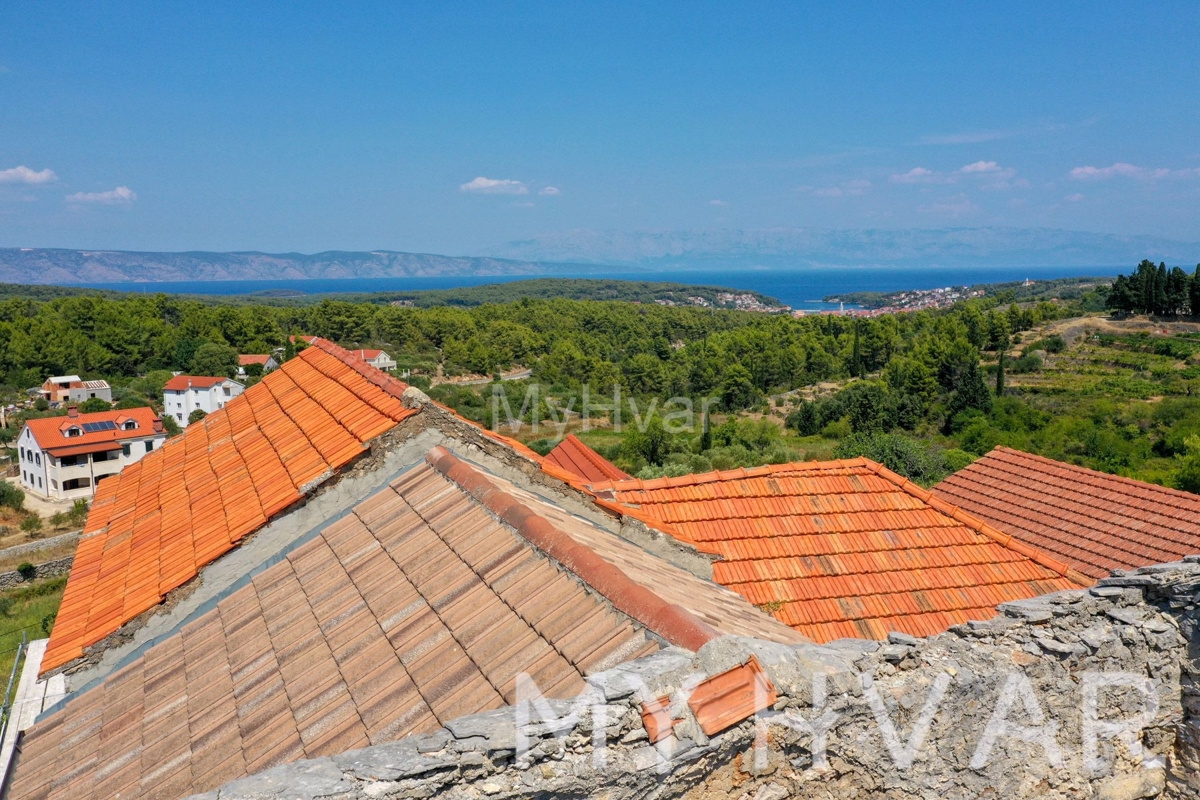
[236,354,278,379]
[162,375,244,427]
[17,407,166,501]
[38,377,112,405]
[349,349,398,372]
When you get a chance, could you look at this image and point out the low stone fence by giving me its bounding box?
[191,558,1200,800]
[0,531,80,562]
[0,557,73,590]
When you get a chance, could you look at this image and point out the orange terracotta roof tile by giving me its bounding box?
[932,446,1200,580]
[590,458,1089,644]
[163,375,232,391]
[544,434,631,484]
[40,339,417,676]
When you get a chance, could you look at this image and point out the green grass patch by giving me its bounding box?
[0,576,67,683]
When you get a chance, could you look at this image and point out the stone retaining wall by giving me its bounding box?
[0,557,73,590]
[190,558,1200,800]
[0,531,79,561]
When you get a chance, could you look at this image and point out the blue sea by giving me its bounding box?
[80,265,1115,312]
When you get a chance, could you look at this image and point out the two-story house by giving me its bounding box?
[38,376,113,405]
[349,348,398,372]
[162,375,245,426]
[17,407,166,501]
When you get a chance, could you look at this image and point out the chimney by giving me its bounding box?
[153,418,164,434]
[67,406,79,418]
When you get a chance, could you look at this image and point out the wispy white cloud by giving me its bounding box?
[66,186,136,205]
[0,165,58,185]
[708,199,728,206]
[459,176,528,195]
[1068,162,1200,181]
[1065,193,1085,202]
[889,167,947,184]
[957,160,1002,174]
[538,186,561,196]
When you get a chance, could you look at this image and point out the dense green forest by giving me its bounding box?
[1,268,1198,493]
[1105,260,1200,317]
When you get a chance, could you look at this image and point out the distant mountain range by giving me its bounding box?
[0,248,611,285]
[487,226,1200,270]
[2,227,1197,286]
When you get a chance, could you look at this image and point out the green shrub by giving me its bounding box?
[943,448,978,472]
[16,563,36,582]
[0,480,24,511]
[188,408,208,424]
[1011,352,1043,373]
[526,438,557,456]
[833,432,952,486]
[820,417,852,440]
[19,515,43,535]
[77,397,112,413]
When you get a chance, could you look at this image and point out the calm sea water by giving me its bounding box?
[80,265,1114,311]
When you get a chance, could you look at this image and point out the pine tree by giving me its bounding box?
[1191,265,1200,318]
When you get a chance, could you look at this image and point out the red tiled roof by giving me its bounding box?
[41,340,416,675]
[238,354,272,366]
[351,348,384,360]
[12,455,666,800]
[163,375,231,391]
[23,408,161,455]
[932,446,1200,580]
[544,434,631,484]
[590,458,1089,643]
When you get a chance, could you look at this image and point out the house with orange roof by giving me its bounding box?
[235,353,279,378]
[162,374,245,426]
[16,407,165,501]
[348,347,397,372]
[932,445,1200,580]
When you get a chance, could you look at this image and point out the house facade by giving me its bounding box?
[38,376,112,405]
[162,375,244,426]
[349,348,397,372]
[17,407,166,501]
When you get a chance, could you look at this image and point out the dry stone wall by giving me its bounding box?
[190,559,1200,800]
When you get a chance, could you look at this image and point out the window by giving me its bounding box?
[62,477,91,491]
[66,426,81,437]
[224,387,231,396]
[51,480,58,489]
[145,440,155,453]
[122,444,131,457]
[123,420,137,430]
[60,455,78,467]
[37,477,42,488]
[34,453,40,466]
[18,447,24,460]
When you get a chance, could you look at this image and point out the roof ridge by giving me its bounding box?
[588,457,872,493]
[426,446,721,651]
[308,337,410,399]
[861,459,1092,588]
[990,446,1200,505]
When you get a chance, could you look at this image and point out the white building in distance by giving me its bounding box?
[162,375,245,427]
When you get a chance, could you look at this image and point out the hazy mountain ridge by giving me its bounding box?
[0,248,608,285]
[487,227,1200,269]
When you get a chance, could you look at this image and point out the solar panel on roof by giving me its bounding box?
[81,420,117,433]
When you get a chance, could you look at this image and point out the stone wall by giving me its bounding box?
[191,559,1200,800]
[0,556,73,590]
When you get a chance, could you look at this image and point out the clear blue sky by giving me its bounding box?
[2,2,1198,254]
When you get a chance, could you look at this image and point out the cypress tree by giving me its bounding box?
[995,350,1006,396]
[699,409,713,451]
[1191,264,1200,318]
